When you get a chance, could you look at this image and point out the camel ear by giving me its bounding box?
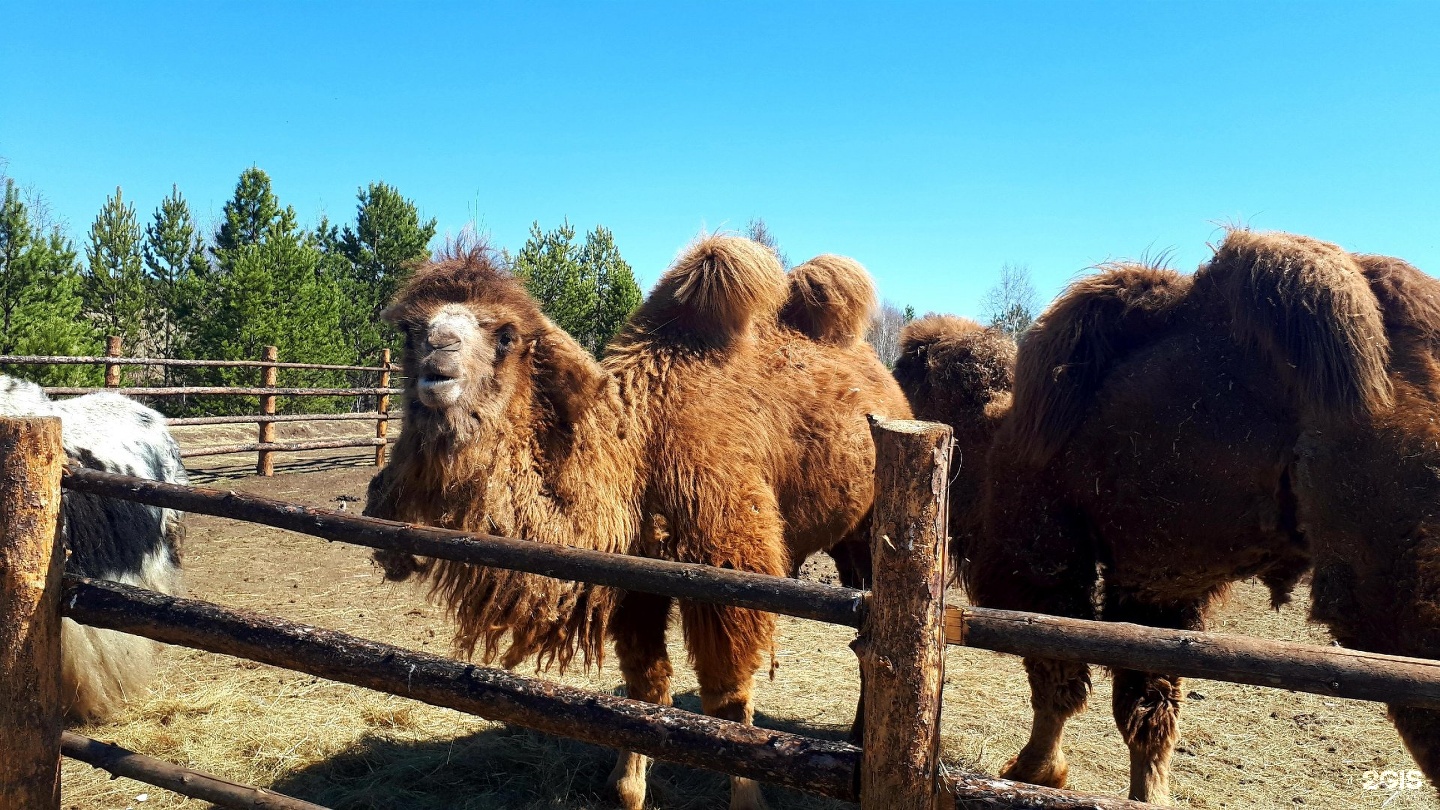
[530,332,611,430]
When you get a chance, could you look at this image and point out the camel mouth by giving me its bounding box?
[420,372,456,385]
[416,373,463,408]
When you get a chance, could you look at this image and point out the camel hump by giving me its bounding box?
[1205,229,1392,419]
[1010,264,1192,464]
[779,254,878,346]
[651,234,788,343]
[893,315,1016,426]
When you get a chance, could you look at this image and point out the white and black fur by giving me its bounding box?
[0,375,187,720]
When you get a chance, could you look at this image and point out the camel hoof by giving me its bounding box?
[1000,754,1069,789]
[607,755,648,810]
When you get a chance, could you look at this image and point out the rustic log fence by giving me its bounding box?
[0,337,402,476]
[6,415,1440,808]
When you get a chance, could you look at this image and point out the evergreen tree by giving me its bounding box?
[337,182,436,363]
[0,179,99,384]
[511,220,593,342]
[84,187,148,351]
[143,185,208,367]
[191,167,349,414]
[579,225,642,353]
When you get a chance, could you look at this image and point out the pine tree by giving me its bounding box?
[337,182,436,363]
[143,185,208,368]
[84,187,148,351]
[191,167,349,414]
[511,221,643,355]
[579,225,642,353]
[0,179,99,384]
[511,220,593,342]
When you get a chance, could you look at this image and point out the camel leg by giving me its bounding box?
[1104,595,1210,806]
[607,591,674,810]
[1001,657,1090,788]
[682,599,773,810]
[1389,707,1440,790]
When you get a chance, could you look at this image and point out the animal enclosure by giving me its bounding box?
[0,336,401,476]
[5,416,1440,808]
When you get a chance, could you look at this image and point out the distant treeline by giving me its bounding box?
[0,166,643,415]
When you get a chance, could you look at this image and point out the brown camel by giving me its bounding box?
[891,315,1015,578]
[969,230,1429,804]
[364,235,910,810]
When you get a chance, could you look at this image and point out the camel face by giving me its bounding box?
[410,303,492,410]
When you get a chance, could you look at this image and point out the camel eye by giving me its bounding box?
[495,325,517,357]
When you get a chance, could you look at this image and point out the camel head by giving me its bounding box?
[382,242,610,441]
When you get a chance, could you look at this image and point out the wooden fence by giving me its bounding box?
[0,336,402,475]
[5,415,1440,808]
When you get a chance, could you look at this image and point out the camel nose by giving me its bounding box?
[428,322,463,352]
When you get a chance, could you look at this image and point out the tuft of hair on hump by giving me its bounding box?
[640,233,788,346]
[381,235,539,328]
[779,254,877,346]
[1202,229,1392,420]
[893,315,1016,429]
[1009,263,1193,465]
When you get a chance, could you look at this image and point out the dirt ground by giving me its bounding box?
[59,438,1439,810]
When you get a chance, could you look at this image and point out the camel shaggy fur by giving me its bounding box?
[969,230,1438,804]
[891,315,1015,577]
[365,235,909,810]
[0,376,187,720]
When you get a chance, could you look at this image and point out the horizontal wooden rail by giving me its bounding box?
[947,605,1440,709]
[943,772,1153,809]
[63,732,329,810]
[167,412,397,427]
[44,386,401,397]
[60,467,866,628]
[61,577,862,801]
[180,437,390,459]
[1,353,398,372]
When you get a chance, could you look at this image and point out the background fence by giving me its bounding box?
[4,416,1440,808]
[0,336,402,475]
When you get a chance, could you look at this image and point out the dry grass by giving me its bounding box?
[60,452,1440,810]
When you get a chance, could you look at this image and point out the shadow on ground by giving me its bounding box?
[264,692,856,810]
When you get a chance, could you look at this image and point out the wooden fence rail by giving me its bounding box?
[16,416,1440,808]
[1,337,399,475]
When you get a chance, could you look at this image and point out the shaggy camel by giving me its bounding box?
[969,230,1440,805]
[891,315,1015,576]
[365,236,909,810]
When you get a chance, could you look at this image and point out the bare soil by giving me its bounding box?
[60,444,1439,810]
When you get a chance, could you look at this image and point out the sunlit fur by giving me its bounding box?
[968,230,1431,804]
[366,234,910,810]
[0,377,187,721]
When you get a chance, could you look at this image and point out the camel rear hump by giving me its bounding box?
[779,254,877,346]
[643,234,788,345]
[1010,265,1193,464]
[1204,230,1392,420]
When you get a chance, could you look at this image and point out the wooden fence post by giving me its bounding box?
[257,346,278,477]
[856,417,952,810]
[103,336,122,388]
[0,417,65,809]
[375,348,391,467]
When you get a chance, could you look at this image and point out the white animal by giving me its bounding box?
[0,375,187,720]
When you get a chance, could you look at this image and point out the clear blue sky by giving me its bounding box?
[3,2,1438,319]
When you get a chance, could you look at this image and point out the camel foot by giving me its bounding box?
[1000,752,1069,789]
[607,752,648,810]
[730,776,768,810]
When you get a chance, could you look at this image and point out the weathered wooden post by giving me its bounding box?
[856,417,952,810]
[0,417,65,809]
[375,348,391,467]
[103,336,123,388]
[257,345,278,477]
